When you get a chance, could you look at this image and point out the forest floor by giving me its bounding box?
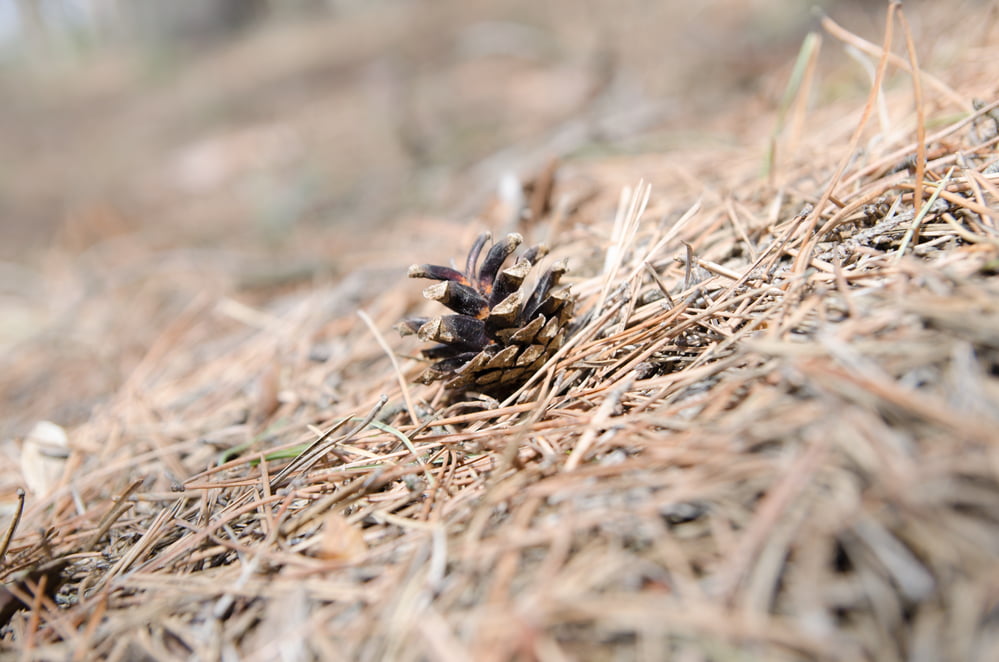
[2,1,999,660]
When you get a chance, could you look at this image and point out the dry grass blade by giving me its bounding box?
[895,167,955,259]
[596,180,650,315]
[819,11,968,109]
[897,7,926,213]
[792,1,898,275]
[768,31,822,184]
[359,309,420,426]
[268,396,387,491]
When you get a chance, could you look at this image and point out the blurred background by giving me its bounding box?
[0,0,928,435]
[0,0,906,258]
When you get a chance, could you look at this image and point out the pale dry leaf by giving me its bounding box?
[313,511,367,562]
[21,421,70,497]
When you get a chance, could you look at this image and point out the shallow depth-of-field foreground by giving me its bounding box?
[3,5,999,661]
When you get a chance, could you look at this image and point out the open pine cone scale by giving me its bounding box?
[398,232,574,394]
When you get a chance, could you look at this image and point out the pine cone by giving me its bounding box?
[398,232,574,394]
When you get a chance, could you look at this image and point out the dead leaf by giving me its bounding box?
[313,511,366,562]
[21,421,70,497]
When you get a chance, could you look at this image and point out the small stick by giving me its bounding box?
[0,489,25,565]
[897,7,926,213]
[642,262,675,308]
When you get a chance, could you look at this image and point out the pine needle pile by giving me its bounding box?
[3,6,999,661]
